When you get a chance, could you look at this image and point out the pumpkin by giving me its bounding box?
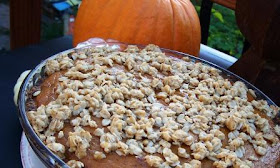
[73,0,201,56]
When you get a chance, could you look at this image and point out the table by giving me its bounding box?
[0,36,73,167]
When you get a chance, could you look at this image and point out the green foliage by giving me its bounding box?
[211,9,224,23]
[191,0,244,58]
[208,4,244,58]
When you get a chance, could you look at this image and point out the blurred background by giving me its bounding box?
[0,0,10,51]
[0,0,80,52]
[0,0,244,58]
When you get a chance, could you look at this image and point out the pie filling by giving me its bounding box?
[26,44,280,168]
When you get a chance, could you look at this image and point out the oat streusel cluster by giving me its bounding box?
[27,44,280,168]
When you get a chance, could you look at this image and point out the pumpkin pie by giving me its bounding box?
[26,44,280,168]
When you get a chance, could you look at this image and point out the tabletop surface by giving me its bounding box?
[0,35,73,167]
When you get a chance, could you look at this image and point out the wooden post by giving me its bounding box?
[10,0,41,49]
[229,0,280,104]
[200,0,213,45]
[229,0,280,83]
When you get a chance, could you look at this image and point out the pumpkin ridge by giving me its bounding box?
[96,0,114,38]
[110,0,129,40]
[134,0,155,44]
[151,0,164,46]
[169,0,176,49]
[181,0,194,53]
[185,0,201,55]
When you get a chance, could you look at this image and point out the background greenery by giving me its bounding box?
[191,0,244,58]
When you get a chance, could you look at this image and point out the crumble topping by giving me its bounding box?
[68,127,92,159]
[144,155,163,167]
[58,131,64,138]
[274,125,280,136]
[182,159,201,168]
[67,160,84,168]
[27,44,280,167]
[46,142,65,158]
[93,151,106,160]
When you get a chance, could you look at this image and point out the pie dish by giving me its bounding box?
[17,39,280,168]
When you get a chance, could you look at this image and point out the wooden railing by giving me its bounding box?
[211,0,236,10]
[10,0,41,50]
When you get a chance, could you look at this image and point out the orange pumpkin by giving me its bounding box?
[73,0,201,56]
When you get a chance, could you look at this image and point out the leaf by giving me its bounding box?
[211,8,216,13]
[195,5,201,13]
[213,11,224,23]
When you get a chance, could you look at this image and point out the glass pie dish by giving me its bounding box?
[17,38,280,167]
